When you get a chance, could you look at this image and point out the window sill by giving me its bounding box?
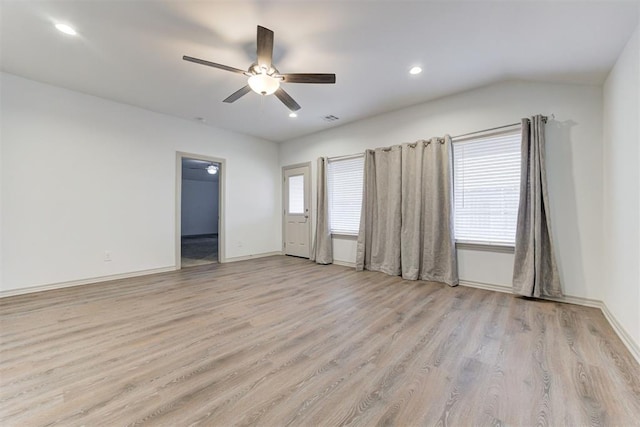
[328,236,514,251]
[455,241,514,254]
[331,233,358,239]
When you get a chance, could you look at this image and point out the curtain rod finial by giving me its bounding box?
[541,113,555,123]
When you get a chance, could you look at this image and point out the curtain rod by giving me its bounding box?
[327,114,553,158]
[451,115,550,140]
[452,122,520,140]
[327,153,364,162]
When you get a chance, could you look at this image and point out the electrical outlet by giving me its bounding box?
[104,251,112,262]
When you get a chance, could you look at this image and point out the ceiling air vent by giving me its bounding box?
[323,115,340,122]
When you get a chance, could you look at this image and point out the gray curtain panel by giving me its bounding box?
[356,146,403,275]
[512,116,562,297]
[311,157,333,264]
[356,137,458,286]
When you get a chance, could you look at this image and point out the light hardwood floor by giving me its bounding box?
[1,256,639,426]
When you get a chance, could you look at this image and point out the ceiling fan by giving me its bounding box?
[186,161,218,175]
[183,26,336,112]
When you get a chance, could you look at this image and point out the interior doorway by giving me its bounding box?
[176,153,225,268]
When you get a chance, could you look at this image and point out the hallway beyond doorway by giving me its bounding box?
[181,234,218,267]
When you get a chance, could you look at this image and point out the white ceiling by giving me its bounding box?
[1,1,638,142]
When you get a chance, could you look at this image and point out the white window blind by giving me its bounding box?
[453,129,521,245]
[327,156,364,235]
[288,174,305,214]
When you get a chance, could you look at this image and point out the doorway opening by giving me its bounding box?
[176,153,225,268]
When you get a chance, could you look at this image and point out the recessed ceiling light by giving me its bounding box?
[289,112,298,118]
[409,66,422,75]
[55,23,77,35]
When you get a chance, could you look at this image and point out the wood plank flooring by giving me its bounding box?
[1,256,639,426]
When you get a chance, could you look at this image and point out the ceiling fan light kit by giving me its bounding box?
[248,72,280,95]
[183,25,336,112]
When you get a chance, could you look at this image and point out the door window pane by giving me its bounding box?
[288,175,304,214]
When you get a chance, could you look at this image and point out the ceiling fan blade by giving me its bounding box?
[256,26,274,70]
[281,73,336,84]
[183,55,247,75]
[223,85,252,103]
[274,87,301,111]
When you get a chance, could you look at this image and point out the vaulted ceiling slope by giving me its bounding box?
[1,1,638,142]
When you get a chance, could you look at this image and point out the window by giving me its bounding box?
[327,156,364,235]
[453,129,521,246]
[288,174,305,214]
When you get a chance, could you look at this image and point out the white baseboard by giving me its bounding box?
[222,251,283,263]
[0,266,176,298]
[541,293,602,309]
[460,280,640,365]
[459,280,511,294]
[2,252,283,297]
[333,260,356,268]
[599,303,640,365]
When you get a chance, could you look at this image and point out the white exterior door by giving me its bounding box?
[283,165,311,258]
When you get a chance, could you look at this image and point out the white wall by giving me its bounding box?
[181,179,219,236]
[1,73,282,292]
[280,80,604,302]
[603,25,640,348]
